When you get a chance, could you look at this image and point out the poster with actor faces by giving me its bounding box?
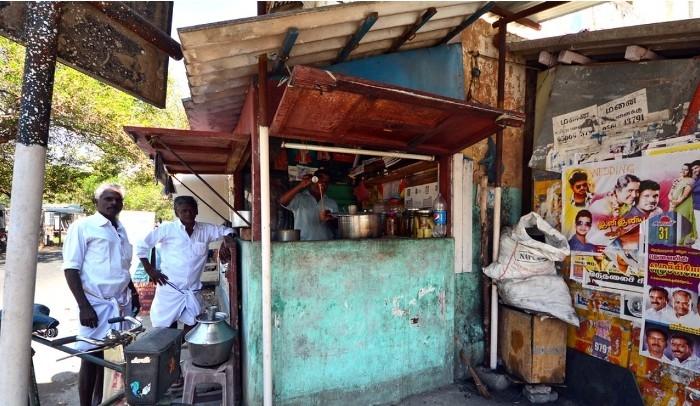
[640,245,700,373]
[562,150,700,292]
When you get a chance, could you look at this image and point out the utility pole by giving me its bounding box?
[0,2,61,403]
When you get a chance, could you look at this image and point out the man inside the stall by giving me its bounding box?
[136,196,235,333]
[279,169,338,240]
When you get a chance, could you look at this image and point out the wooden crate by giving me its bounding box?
[498,305,567,383]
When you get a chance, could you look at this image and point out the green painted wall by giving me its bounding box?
[240,238,455,405]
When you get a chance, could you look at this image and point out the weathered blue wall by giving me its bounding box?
[240,239,455,405]
[328,44,465,100]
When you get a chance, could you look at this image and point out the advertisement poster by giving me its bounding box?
[541,85,690,172]
[562,150,700,292]
[533,179,562,230]
[640,245,700,373]
[572,283,642,321]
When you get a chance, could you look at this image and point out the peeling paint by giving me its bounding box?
[392,296,407,317]
[418,286,436,299]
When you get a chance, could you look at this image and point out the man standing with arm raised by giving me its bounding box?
[63,183,140,406]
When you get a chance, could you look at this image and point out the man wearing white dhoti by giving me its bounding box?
[63,183,140,406]
[136,196,234,332]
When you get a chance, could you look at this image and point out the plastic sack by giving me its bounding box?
[483,212,570,280]
[498,275,580,326]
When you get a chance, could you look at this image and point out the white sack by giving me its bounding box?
[498,275,579,326]
[483,212,570,280]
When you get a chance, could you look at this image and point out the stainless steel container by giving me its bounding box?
[337,213,382,239]
[185,306,237,367]
[274,229,300,241]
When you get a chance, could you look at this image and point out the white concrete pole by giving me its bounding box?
[260,125,273,406]
[0,2,61,403]
[489,186,502,370]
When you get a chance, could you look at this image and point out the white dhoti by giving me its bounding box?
[75,290,132,351]
[149,284,202,328]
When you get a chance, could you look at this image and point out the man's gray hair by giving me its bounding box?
[94,183,125,199]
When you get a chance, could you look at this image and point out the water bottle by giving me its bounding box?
[432,193,447,237]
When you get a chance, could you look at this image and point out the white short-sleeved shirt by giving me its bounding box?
[674,354,700,372]
[663,312,700,328]
[62,213,132,299]
[645,306,673,322]
[136,220,233,290]
[283,190,338,241]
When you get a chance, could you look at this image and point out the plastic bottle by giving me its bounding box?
[432,193,447,238]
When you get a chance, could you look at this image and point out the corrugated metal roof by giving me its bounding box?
[178,1,598,132]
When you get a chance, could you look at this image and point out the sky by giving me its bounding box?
[169,0,258,98]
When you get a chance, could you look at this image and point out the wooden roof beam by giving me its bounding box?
[493,2,568,28]
[334,12,378,64]
[490,5,541,30]
[625,45,664,61]
[386,7,437,53]
[538,50,557,67]
[272,27,299,75]
[557,50,593,65]
[439,2,496,45]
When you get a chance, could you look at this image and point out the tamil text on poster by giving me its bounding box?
[562,150,700,291]
[641,245,700,373]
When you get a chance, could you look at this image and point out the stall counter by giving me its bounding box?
[239,238,455,405]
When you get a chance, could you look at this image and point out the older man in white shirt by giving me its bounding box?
[63,183,140,406]
[137,196,234,331]
[663,289,700,328]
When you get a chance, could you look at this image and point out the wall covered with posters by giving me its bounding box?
[530,58,700,172]
[531,58,700,405]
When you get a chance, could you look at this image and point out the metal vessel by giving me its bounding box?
[337,213,382,239]
[274,229,301,241]
[185,306,236,367]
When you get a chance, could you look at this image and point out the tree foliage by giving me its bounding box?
[0,36,185,220]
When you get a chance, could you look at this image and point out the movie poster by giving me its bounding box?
[640,245,700,373]
[562,150,700,292]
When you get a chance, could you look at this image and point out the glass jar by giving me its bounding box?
[416,209,433,239]
[405,208,418,238]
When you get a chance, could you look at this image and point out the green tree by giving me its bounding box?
[0,35,185,216]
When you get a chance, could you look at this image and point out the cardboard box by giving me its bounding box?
[499,305,567,383]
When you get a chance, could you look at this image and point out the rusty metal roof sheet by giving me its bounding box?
[269,65,524,155]
[124,126,248,174]
[178,1,591,132]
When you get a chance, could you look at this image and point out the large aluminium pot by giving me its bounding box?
[185,306,236,367]
[337,213,382,239]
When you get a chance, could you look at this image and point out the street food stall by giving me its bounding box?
[123,3,539,405]
[127,62,523,404]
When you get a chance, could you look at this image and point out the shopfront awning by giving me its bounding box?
[124,126,248,174]
[269,65,524,155]
[178,1,596,132]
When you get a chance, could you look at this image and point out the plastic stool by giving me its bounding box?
[181,358,235,406]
